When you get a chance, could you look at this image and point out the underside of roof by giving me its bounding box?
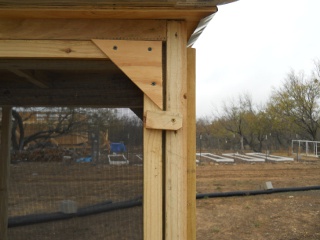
[0,0,238,119]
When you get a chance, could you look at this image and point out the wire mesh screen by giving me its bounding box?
[7,107,143,240]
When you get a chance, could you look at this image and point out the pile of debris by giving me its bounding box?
[11,147,76,163]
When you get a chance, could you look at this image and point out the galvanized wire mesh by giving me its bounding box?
[7,107,143,240]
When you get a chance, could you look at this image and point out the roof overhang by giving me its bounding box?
[0,0,238,45]
[0,0,238,118]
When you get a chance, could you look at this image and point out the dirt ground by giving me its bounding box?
[7,153,320,239]
[196,159,320,240]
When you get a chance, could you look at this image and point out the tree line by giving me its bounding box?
[5,107,142,152]
[197,60,320,153]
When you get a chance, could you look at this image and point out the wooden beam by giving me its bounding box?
[93,39,163,109]
[0,8,218,40]
[165,20,187,240]
[0,7,217,21]
[0,106,12,240]
[143,95,163,240]
[145,110,182,131]
[0,59,114,71]
[187,47,196,240]
[0,1,232,7]
[0,40,107,59]
[0,19,166,41]
[8,69,50,88]
[0,89,143,107]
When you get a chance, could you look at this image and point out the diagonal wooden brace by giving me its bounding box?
[145,110,182,131]
[92,39,163,109]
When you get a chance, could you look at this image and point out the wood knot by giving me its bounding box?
[64,48,72,53]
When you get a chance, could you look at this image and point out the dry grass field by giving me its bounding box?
[7,152,320,239]
[196,159,320,240]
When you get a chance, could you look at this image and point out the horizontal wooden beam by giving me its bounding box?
[0,8,217,40]
[0,59,118,71]
[0,7,217,20]
[0,40,107,59]
[0,19,166,41]
[0,69,143,107]
[0,1,233,7]
[0,70,134,87]
[145,110,182,130]
[0,89,143,107]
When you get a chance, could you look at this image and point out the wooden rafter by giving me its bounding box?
[8,69,49,88]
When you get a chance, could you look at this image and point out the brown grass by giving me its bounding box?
[7,155,320,239]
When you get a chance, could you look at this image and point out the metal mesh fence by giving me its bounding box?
[6,107,143,240]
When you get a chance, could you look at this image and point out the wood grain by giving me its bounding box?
[145,110,182,130]
[0,0,230,7]
[187,47,196,240]
[0,8,217,41]
[93,39,163,109]
[0,19,166,41]
[143,95,163,240]
[165,20,187,240]
[0,40,107,59]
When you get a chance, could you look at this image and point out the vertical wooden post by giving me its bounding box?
[187,47,196,240]
[0,106,12,240]
[165,20,187,240]
[143,95,163,240]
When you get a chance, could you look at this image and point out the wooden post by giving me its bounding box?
[187,47,196,240]
[143,95,163,240]
[165,20,187,240]
[0,106,12,240]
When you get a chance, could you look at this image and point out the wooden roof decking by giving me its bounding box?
[0,59,142,107]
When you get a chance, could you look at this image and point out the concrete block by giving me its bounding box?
[60,200,77,214]
[263,181,273,190]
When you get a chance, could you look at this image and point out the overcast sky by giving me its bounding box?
[194,0,320,118]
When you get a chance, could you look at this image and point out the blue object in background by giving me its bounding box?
[76,156,92,163]
[110,143,126,153]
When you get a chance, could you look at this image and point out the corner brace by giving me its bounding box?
[92,39,163,110]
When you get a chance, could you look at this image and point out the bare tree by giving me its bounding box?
[268,69,320,141]
[11,107,87,151]
[217,94,254,152]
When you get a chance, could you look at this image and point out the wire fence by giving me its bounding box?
[6,107,143,240]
